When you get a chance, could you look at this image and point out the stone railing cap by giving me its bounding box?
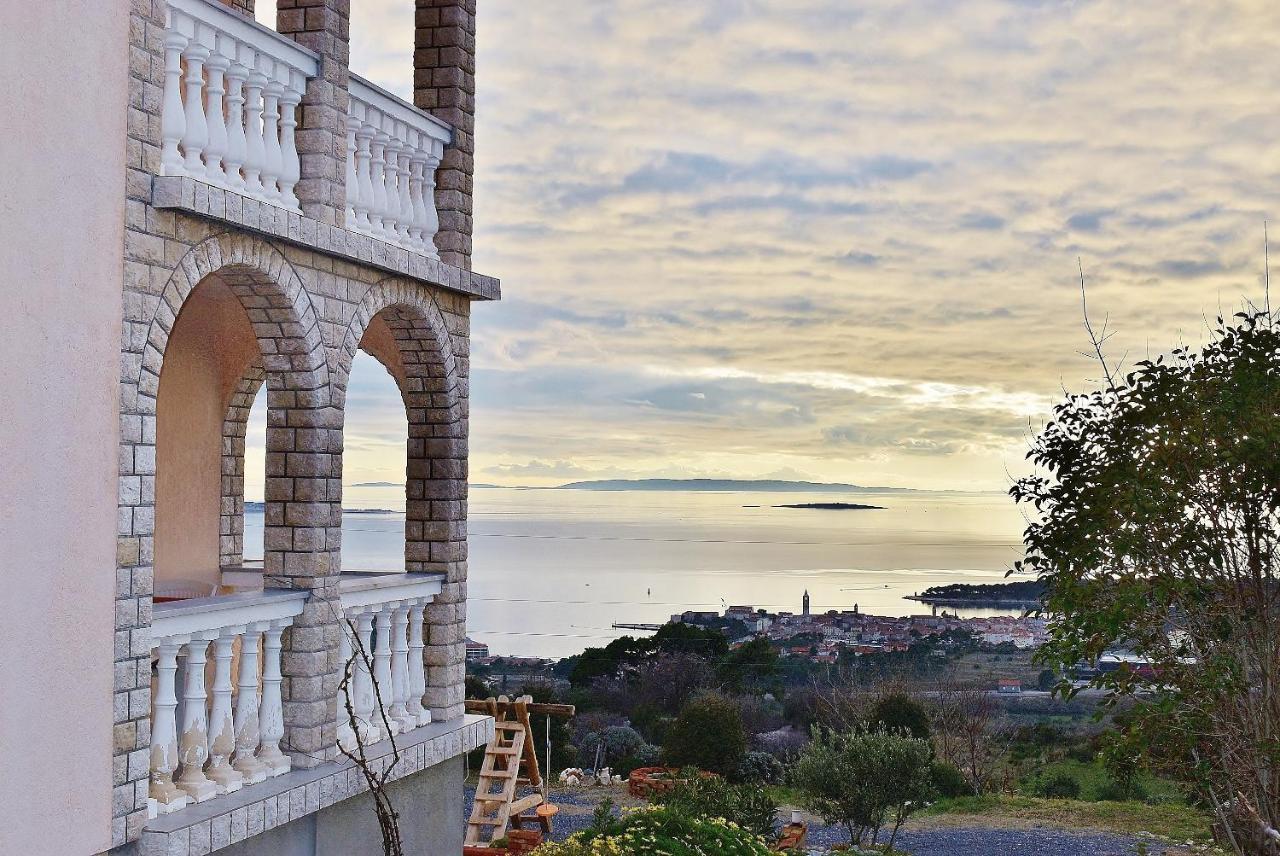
[169,0,320,77]
[348,72,454,146]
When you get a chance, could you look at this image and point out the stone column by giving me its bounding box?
[262,384,344,768]
[276,0,350,225]
[413,0,476,269]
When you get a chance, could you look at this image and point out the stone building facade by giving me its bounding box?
[3,0,496,853]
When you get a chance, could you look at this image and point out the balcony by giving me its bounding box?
[345,74,452,259]
[159,0,318,212]
[155,0,461,274]
[148,572,445,820]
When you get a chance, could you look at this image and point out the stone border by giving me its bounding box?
[138,714,494,856]
[152,177,499,301]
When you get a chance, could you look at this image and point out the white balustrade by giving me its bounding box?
[161,0,318,212]
[346,74,452,257]
[148,590,307,818]
[337,573,443,749]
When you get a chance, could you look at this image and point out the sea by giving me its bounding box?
[245,486,1028,659]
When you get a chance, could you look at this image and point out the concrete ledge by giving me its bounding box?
[152,176,500,301]
[138,714,494,856]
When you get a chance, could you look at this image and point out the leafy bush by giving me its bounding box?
[610,745,661,777]
[866,692,931,740]
[532,804,773,856]
[662,692,748,776]
[654,772,779,838]
[1096,778,1149,803]
[930,761,971,798]
[790,727,935,849]
[1035,772,1082,800]
[577,725,657,773]
[736,750,785,785]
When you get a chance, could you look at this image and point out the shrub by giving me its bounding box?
[577,725,656,773]
[866,692,931,740]
[1035,772,1082,800]
[662,692,748,776]
[930,761,971,798]
[1096,778,1149,803]
[736,750,785,785]
[790,728,935,849]
[654,772,779,839]
[532,804,773,856]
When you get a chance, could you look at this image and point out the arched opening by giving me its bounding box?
[149,252,333,597]
[338,349,408,571]
[336,288,467,720]
[154,276,261,596]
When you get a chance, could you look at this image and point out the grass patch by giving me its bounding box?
[921,794,1214,843]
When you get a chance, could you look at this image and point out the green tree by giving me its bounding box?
[718,636,778,693]
[1014,311,1280,854]
[866,691,931,740]
[790,727,935,848]
[662,692,747,776]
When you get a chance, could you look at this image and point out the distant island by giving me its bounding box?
[243,501,396,514]
[351,481,501,488]
[906,580,1045,607]
[773,502,884,510]
[557,478,919,493]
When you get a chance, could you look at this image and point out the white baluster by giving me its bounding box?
[344,115,360,229]
[368,118,389,237]
[242,60,267,197]
[396,129,415,245]
[256,621,290,775]
[206,629,244,793]
[407,600,431,726]
[176,635,218,802]
[260,60,284,205]
[420,150,441,258]
[232,625,269,784]
[160,27,188,176]
[407,140,429,250]
[381,118,404,240]
[373,605,400,736]
[278,68,303,211]
[352,608,378,742]
[390,603,416,732]
[149,639,190,816]
[203,40,230,185]
[354,113,376,233]
[223,50,249,191]
[336,616,357,751]
[180,28,211,180]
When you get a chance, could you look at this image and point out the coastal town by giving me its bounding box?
[674,593,1050,662]
[466,590,1051,685]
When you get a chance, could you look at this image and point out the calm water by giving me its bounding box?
[246,487,1028,658]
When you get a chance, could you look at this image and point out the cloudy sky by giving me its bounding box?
[264,0,1280,492]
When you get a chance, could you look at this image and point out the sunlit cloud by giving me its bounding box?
[316,0,1280,491]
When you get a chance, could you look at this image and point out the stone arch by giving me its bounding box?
[134,233,329,408]
[334,277,468,720]
[120,232,342,764]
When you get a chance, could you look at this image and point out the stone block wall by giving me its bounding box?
[115,1,484,846]
[414,0,476,269]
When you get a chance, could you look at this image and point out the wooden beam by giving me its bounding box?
[466,699,576,717]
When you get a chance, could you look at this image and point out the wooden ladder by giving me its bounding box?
[464,696,545,846]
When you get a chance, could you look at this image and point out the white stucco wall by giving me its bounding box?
[0,1,129,852]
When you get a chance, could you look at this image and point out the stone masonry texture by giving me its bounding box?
[414,0,476,269]
[114,0,485,847]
